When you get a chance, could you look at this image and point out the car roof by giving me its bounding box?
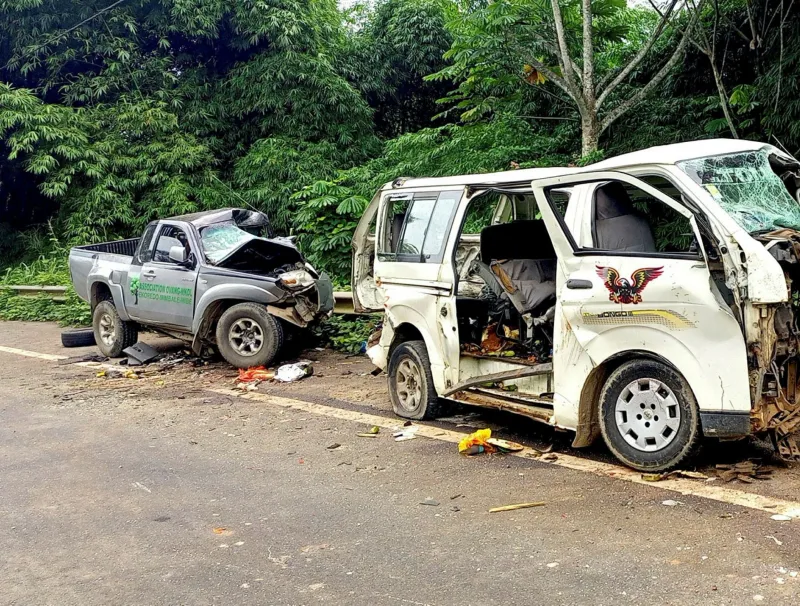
[387,139,772,191]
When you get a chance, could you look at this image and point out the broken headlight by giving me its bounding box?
[279,269,315,290]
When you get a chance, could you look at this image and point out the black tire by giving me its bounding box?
[599,359,701,472]
[215,303,283,369]
[388,340,441,420]
[61,328,96,348]
[92,300,139,357]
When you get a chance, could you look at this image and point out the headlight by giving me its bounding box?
[279,269,315,289]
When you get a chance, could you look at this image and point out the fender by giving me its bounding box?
[192,283,282,334]
[580,325,751,414]
[383,302,451,394]
[88,272,131,321]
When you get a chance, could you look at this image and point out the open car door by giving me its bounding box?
[351,191,384,313]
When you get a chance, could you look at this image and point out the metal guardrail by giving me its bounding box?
[4,285,362,315]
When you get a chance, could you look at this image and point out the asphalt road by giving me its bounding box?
[2,321,800,605]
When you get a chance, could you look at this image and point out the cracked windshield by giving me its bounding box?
[200,223,257,264]
[679,149,800,232]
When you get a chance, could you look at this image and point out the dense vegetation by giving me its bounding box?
[1,0,799,337]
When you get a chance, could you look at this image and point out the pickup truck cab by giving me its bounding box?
[353,139,800,471]
[70,208,333,368]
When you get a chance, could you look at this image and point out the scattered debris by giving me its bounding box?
[213,527,229,535]
[438,413,484,428]
[540,452,558,462]
[546,562,559,568]
[238,366,275,383]
[488,502,545,513]
[122,342,162,366]
[766,536,784,545]
[771,514,792,521]
[420,498,440,506]
[458,428,494,455]
[58,353,109,365]
[357,426,381,438]
[275,361,313,383]
[486,438,524,453]
[326,443,341,450]
[716,460,772,483]
[642,470,709,482]
[392,425,419,442]
[661,500,680,507]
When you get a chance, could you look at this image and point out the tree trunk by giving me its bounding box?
[581,114,600,156]
[710,60,738,138]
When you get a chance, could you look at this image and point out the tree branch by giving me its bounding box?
[596,0,679,109]
[549,0,584,108]
[582,0,594,107]
[599,0,705,133]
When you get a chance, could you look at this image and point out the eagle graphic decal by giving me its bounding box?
[595,265,664,304]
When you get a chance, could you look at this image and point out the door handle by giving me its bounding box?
[566,279,593,290]
[143,269,156,276]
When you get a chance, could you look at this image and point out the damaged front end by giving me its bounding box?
[751,230,800,459]
[200,215,334,327]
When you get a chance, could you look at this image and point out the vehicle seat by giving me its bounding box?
[592,182,657,252]
[479,220,557,316]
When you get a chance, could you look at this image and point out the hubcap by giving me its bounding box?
[615,378,681,452]
[229,318,264,356]
[98,313,115,347]
[396,358,423,412]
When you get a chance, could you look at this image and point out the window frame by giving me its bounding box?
[377,189,462,264]
[542,177,705,262]
[150,224,192,267]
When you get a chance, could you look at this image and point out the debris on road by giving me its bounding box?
[642,470,710,482]
[326,443,341,450]
[766,535,783,545]
[275,362,313,383]
[357,426,381,438]
[58,353,109,365]
[716,460,772,483]
[122,342,162,366]
[486,437,525,453]
[770,514,792,521]
[420,498,440,506]
[488,502,545,513]
[392,425,418,442]
[238,366,275,382]
[438,413,484,428]
[458,428,494,455]
[661,500,681,507]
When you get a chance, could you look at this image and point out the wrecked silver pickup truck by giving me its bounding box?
[69,208,333,368]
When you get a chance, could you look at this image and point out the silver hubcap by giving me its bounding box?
[396,358,423,411]
[98,313,115,347]
[615,378,681,452]
[229,318,264,356]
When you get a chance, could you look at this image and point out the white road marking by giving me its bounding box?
[2,343,799,519]
[219,388,800,519]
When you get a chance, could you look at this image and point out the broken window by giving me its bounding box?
[679,149,800,233]
[201,223,256,264]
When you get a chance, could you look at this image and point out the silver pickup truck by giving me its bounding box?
[69,208,333,368]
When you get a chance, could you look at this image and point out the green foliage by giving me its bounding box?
[315,314,380,354]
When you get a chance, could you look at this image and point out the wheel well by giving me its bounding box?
[90,282,112,309]
[572,350,683,448]
[196,300,239,344]
[388,323,425,359]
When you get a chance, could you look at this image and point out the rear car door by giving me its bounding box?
[130,223,198,330]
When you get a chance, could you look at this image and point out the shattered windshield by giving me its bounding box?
[200,223,257,264]
[678,149,800,233]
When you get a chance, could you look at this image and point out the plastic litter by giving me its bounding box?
[275,362,313,383]
[392,424,418,441]
[771,514,792,521]
[238,366,275,383]
[458,428,495,454]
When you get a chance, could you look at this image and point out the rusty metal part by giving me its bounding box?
[442,363,552,398]
[450,389,553,424]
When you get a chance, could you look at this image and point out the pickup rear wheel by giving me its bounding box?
[92,300,138,357]
[216,303,283,369]
[599,359,701,472]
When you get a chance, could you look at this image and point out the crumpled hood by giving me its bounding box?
[201,222,305,273]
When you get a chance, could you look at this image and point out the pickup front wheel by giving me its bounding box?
[93,300,139,357]
[216,303,283,369]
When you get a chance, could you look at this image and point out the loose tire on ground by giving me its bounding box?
[598,359,701,472]
[215,303,283,369]
[92,300,139,357]
[387,340,441,420]
[61,328,96,348]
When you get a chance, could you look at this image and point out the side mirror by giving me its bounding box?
[169,245,188,265]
